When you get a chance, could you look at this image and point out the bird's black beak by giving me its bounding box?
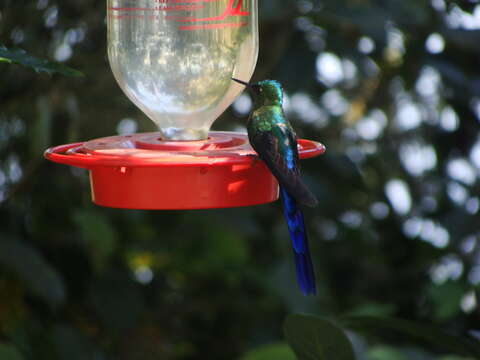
[231,78,252,87]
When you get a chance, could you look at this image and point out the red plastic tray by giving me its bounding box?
[45,132,325,210]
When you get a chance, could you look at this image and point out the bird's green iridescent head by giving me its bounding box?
[232,78,284,106]
[252,80,284,105]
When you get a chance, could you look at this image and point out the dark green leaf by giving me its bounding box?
[0,344,24,360]
[30,97,52,159]
[89,272,144,334]
[73,209,117,271]
[52,325,103,360]
[427,282,465,321]
[367,345,408,360]
[346,302,396,318]
[241,343,296,360]
[442,29,480,53]
[0,238,65,308]
[341,316,480,358]
[259,0,297,21]
[284,314,355,360]
[0,43,83,77]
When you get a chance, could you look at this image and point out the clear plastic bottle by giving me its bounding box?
[107,0,258,140]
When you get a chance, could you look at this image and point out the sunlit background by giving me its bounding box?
[1,0,479,359]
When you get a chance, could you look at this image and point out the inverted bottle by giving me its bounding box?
[107,0,259,140]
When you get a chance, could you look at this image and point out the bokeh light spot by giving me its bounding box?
[385,179,412,215]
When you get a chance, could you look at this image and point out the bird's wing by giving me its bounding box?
[250,121,318,207]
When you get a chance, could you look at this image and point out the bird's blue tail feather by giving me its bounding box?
[280,187,316,295]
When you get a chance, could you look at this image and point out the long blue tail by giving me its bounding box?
[280,187,316,295]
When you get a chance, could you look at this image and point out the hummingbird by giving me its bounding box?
[232,78,318,295]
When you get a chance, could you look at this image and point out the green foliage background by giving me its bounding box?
[1,0,479,359]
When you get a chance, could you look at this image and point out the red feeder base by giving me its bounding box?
[44,132,325,210]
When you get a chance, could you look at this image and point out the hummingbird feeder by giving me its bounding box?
[45,0,326,210]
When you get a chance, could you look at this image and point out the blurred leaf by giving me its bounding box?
[341,316,480,358]
[205,226,248,267]
[442,30,480,53]
[284,314,355,360]
[320,5,389,43]
[346,302,396,318]
[367,345,408,360]
[0,43,83,76]
[177,222,248,275]
[241,343,296,360]
[12,317,58,360]
[4,325,33,360]
[73,209,117,271]
[428,59,470,94]
[52,325,102,360]
[0,276,26,333]
[386,1,430,26]
[0,238,65,308]
[275,31,318,92]
[259,0,297,21]
[89,272,144,334]
[323,154,365,185]
[0,343,24,360]
[30,97,52,158]
[427,281,465,321]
